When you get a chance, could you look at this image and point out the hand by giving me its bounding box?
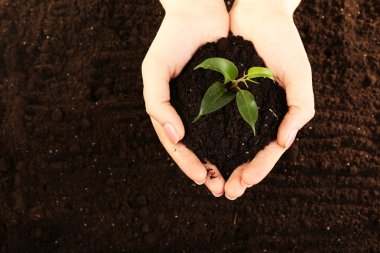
[142,0,229,197]
[225,0,315,200]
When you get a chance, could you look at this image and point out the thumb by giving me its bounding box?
[142,54,185,144]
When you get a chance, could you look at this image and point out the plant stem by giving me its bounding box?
[231,80,239,90]
[231,74,257,90]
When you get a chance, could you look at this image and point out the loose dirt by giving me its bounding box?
[0,0,379,252]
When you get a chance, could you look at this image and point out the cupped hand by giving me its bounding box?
[142,0,229,197]
[225,0,315,200]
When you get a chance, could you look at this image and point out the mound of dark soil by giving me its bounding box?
[171,36,287,176]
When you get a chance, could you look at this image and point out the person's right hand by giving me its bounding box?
[223,0,315,200]
[142,0,229,197]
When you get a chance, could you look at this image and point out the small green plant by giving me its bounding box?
[193,57,274,136]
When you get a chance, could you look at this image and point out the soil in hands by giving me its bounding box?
[170,36,287,176]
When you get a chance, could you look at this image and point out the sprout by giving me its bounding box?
[193,57,274,136]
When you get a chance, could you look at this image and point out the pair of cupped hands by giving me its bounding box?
[142,0,315,200]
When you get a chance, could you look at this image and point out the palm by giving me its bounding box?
[150,8,229,79]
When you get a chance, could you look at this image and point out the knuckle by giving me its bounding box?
[291,105,315,124]
[225,191,238,200]
[141,55,156,77]
[303,107,315,121]
[193,174,207,185]
[256,147,272,161]
[224,182,235,194]
[242,171,261,186]
[224,184,242,199]
[212,184,224,194]
[145,104,155,117]
[141,58,149,74]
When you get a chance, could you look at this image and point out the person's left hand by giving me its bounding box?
[224,0,315,200]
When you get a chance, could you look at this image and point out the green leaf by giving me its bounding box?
[236,90,258,136]
[194,57,238,84]
[193,82,235,123]
[247,67,274,81]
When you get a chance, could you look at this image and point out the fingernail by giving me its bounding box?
[212,192,224,197]
[285,129,298,149]
[164,123,179,144]
[195,178,206,185]
[240,179,253,188]
[225,193,237,201]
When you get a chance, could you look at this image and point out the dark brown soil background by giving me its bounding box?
[171,36,287,177]
[0,0,379,252]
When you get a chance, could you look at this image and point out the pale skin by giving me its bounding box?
[142,0,315,200]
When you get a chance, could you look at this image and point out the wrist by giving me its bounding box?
[232,0,301,16]
[161,0,227,15]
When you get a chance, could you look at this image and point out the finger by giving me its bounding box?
[151,118,207,184]
[142,54,185,144]
[224,164,247,200]
[141,15,196,144]
[240,141,286,188]
[247,19,315,149]
[277,105,315,149]
[276,46,315,149]
[142,12,228,144]
[229,14,315,149]
[204,162,225,197]
[141,15,206,144]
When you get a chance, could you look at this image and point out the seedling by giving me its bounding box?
[193,57,274,136]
